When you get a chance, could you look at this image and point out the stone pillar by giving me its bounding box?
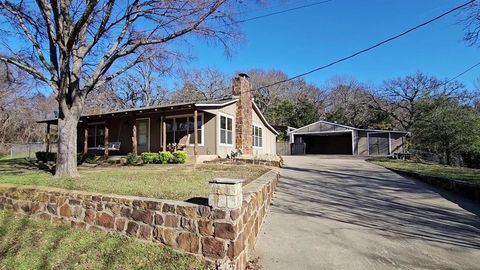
[132,122,137,156]
[232,74,253,155]
[209,178,243,209]
[208,178,245,270]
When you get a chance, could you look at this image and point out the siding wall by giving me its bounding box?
[252,109,277,156]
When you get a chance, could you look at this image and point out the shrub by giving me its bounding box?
[141,152,159,164]
[172,151,188,164]
[158,151,174,164]
[126,153,139,165]
[84,153,99,164]
[35,151,57,162]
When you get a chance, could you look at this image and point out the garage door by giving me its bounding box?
[302,133,353,155]
[368,133,390,155]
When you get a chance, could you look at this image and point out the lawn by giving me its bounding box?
[0,159,270,200]
[0,210,206,270]
[369,159,480,183]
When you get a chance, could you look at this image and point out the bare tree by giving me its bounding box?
[324,76,386,129]
[0,0,241,177]
[177,67,230,100]
[370,72,467,131]
[115,62,170,108]
[0,65,56,154]
[83,82,124,114]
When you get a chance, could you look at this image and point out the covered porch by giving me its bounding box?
[38,102,214,160]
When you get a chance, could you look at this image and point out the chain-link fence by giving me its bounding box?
[9,142,57,159]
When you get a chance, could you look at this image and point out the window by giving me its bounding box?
[87,124,104,147]
[220,115,233,145]
[253,125,263,147]
[137,119,149,146]
[165,114,203,145]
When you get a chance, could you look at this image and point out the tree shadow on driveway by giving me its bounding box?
[273,163,480,250]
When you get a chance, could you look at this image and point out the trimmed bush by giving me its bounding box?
[158,151,174,164]
[35,151,57,162]
[126,153,139,165]
[141,152,159,164]
[172,151,188,164]
[84,153,99,164]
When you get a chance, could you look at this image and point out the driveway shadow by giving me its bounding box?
[274,162,480,249]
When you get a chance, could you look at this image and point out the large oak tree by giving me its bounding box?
[0,0,240,177]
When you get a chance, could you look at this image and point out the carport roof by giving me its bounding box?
[288,120,409,134]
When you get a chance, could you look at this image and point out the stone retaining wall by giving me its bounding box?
[0,170,279,269]
[391,169,480,203]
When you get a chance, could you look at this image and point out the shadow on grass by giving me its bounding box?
[0,159,55,175]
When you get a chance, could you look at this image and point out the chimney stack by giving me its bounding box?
[232,74,253,155]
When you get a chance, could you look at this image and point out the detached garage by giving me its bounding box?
[288,120,408,156]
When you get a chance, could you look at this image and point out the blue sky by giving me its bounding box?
[184,0,480,89]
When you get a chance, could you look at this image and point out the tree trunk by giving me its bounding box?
[55,112,80,178]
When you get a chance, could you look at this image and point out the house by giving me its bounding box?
[288,120,408,156]
[38,74,278,160]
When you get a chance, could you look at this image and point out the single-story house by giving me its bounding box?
[38,74,278,159]
[288,120,408,156]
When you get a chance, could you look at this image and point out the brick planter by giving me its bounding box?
[0,170,279,270]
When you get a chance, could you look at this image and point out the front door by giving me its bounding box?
[136,119,150,153]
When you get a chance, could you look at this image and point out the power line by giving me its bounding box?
[245,0,476,93]
[223,0,333,27]
[445,61,480,84]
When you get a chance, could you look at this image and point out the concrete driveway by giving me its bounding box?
[253,155,480,270]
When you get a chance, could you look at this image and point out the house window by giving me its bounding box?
[87,124,104,147]
[253,125,263,147]
[165,114,203,145]
[220,115,233,145]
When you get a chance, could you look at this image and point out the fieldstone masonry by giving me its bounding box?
[232,74,253,155]
[0,170,279,270]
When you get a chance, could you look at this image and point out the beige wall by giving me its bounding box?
[252,109,277,156]
[215,103,237,158]
[356,131,406,156]
[78,102,278,158]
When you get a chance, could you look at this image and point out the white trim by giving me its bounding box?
[136,117,150,152]
[195,99,238,107]
[292,130,352,135]
[252,124,263,149]
[289,120,408,135]
[218,112,234,146]
[388,132,392,155]
[252,100,279,135]
[164,113,205,146]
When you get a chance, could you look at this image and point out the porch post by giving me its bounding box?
[45,123,50,153]
[132,121,138,156]
[162,118,167,151]
[104,125,109,159]
[84,127,88,154]
[194,109,199,156]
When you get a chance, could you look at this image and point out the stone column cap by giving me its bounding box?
[209,178,244,184]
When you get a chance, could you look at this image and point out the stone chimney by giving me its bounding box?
[232,74,253,155]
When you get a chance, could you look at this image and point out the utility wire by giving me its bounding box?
[444,61,480,84]
[223,0,333,27]
[240,0,476,94]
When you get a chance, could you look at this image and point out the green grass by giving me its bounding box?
[0,159,270,200]
[369,159,480,183]
[0,210,207,270]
